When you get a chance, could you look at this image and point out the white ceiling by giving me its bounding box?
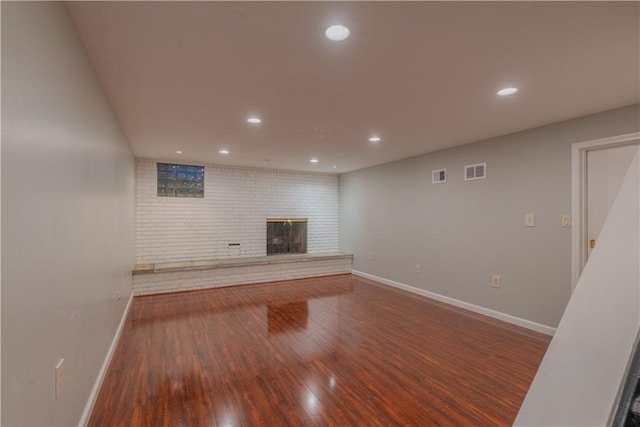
[67,1,639,174]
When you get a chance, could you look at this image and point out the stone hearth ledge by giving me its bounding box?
[133,252,353,275]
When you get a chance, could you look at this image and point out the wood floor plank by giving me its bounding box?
[89,274,550,426]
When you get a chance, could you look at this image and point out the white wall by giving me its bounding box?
[515,149,640,426]
[1,3,135,426]
[136,159,339,263]
[340,105,640,327]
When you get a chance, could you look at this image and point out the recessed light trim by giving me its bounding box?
[247,117,261,124]
[497,87,518,96]
[332,165,337,169]
[369,136,382,143]
[325,25,350,41]
[219,149,229,155]
[310,159,319,164]
[176,150,182,154]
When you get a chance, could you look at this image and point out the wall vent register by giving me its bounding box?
[432,168,447,184]
[157,163,204,198]
[464,163,487,181]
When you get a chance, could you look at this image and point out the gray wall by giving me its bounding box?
[515,149,639,427]
[1,2,135,426]
[340,104,640,327]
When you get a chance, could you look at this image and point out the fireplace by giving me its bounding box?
[266,218,307,255]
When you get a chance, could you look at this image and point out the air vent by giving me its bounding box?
[432,168,446,184]
[464,163,486,181]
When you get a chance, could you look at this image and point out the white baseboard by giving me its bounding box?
[78,292,134,427]
[352,270,556,336]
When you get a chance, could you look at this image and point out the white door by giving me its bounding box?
[586,143,639,259]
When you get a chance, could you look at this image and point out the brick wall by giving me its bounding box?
[133,258,353,295]
[136,159,339,263]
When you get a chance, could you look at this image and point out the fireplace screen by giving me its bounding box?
[266,219,307,255]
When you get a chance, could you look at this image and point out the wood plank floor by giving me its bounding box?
[89,274,550,426]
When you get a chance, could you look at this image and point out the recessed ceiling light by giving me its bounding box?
[325,25,350,41]
[176,150,182,154]
[369,136,382,143]
[247,117,261,124]
[310,159,319,164]
[497,87,518,96]
[219,149,229,155]
[333,165,337,169]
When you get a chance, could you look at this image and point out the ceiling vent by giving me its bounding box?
[464,163,486,181]
[432,168,446,184]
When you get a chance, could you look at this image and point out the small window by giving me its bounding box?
[157,163,204,198]
[464,163,487,181]
[432,168,446,184]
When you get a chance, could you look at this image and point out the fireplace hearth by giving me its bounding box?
[266,218,307,255]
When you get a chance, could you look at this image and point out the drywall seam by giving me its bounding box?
[352,270,556,336]
[78,292,134,427]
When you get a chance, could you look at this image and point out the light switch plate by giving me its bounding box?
[562,215,571,227]
[525,213,535,227]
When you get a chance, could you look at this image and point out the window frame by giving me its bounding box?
[157,162,205,198]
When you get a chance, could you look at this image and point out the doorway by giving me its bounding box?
[586,145,638,259]
[571,133,640,290]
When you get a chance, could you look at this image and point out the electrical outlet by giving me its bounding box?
[416,264,422,273]
[492,275,501,288]
[368,251,373,261]
[562,215,571,227]
[55,359,64,399]
[116,291,121,302]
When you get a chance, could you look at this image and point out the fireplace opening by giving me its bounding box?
[267,218,307,255]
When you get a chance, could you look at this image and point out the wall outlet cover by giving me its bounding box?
[492,275,501,288]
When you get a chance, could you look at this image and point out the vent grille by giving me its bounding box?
[464,163,487,181]
[432,168,446,184]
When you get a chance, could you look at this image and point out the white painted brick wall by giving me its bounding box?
[136,159,339,263]
[133,258,353,295]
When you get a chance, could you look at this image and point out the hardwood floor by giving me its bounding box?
[89,274,550,426]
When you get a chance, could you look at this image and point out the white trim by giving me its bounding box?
[78,292,134,427]
[571,132,640,291]
[352,270,556,336]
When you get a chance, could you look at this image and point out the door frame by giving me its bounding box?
[571,132,640,291]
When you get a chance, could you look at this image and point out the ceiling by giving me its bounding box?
[67,1,639,174]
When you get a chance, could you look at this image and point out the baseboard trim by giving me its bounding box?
[352,270,556,336]
[78,292,134,426]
